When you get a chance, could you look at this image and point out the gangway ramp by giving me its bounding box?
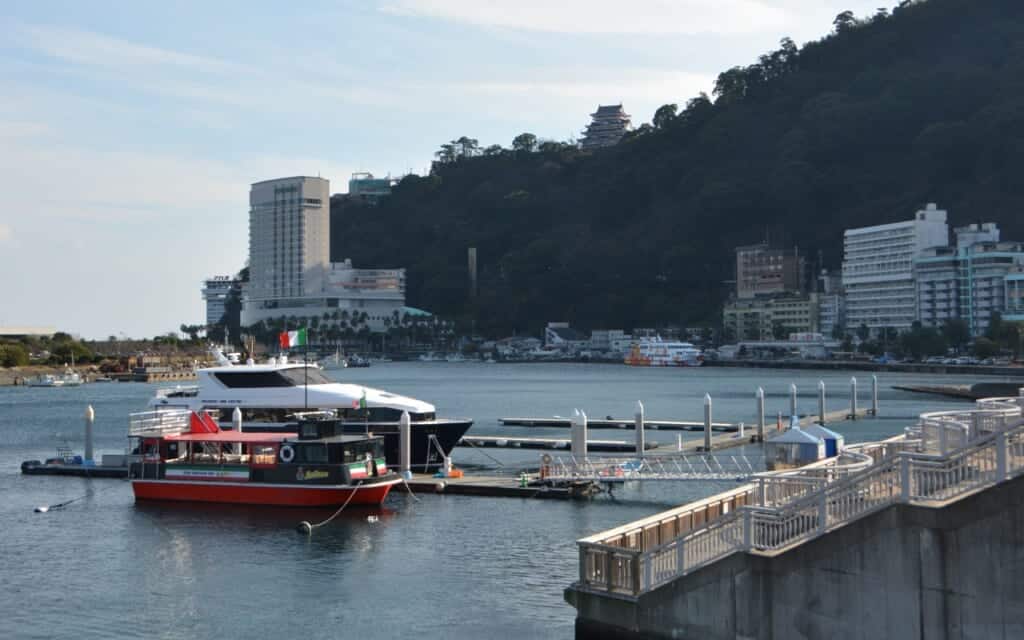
[541,452,763,482]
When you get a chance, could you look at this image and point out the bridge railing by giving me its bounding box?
[575,396,1024,598]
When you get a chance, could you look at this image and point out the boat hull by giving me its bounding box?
[132,478,398,506]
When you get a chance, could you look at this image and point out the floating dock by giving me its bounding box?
[498,417,738,431]
[405,472,578,499]
[20,461,129,478]
[459,435,658,452]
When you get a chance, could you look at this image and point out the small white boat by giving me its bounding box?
[29,374,64,387]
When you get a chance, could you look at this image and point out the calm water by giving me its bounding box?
[0,363,1005,639]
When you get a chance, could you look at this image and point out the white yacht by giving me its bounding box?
[148,352,473,471]
[624,338,704,367]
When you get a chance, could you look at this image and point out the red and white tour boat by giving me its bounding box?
[128,410,400,507]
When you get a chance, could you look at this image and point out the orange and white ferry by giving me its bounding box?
[128,410,399,507]
[624,338,704,367]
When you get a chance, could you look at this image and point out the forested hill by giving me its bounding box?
[331,0,1024,338]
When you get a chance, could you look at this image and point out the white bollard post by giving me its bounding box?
[818,380,826,425]
[399,411,412,478]
[703,394,713,451]
[232,406,243,455]
[677,434,683,452]
[850,377,858,420]
[756,387,765,442]
[571,409,588,461]
[84,405,94,464]
[871,375,879,416]
[789,383,798,420]
[737,422,745,439]
[634,401,645,458]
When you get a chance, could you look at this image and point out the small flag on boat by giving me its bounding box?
[278,328,308,349]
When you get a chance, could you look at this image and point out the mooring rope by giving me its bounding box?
[400,476,421,502]
[296,481,362,534]
[34,480,124,513]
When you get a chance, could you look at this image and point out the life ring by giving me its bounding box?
[279,445,295,463]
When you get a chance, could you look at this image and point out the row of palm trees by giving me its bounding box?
[243,310,457,353]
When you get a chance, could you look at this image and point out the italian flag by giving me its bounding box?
[279,328,308,349]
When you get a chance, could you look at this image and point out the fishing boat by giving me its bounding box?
[129,410,399,506]
[148,350,473,471]
[624,338,704,367]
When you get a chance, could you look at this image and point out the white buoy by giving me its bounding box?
[634,401,645,458]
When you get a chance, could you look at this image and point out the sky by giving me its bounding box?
[0,0,887,339]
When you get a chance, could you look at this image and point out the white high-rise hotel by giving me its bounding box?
[842,203,949,333]
[240,176,406,330]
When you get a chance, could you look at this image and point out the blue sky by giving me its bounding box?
[0,0,885,338]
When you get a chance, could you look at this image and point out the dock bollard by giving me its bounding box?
[777,411,783,431]
[871,375,879,416]
[756,387,765,442]
[789,383,798,421]
[571,409,588,460]
[850,377,858,420]
[399,411,412,478]
[737,422,745,439]
[677,434,683,451]
[818,381,826,425]
[703,394,712,452]
[634,401,645,458]
[84,405,94,464]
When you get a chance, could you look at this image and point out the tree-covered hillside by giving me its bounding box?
[331,0,1024,338]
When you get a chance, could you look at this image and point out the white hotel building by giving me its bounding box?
[240,176,406,331]
[841,203,949,334]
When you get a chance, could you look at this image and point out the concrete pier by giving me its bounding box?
[569,473,1024,639]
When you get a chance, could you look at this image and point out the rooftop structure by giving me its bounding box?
[347,172,397,204]
[842,203,949,334]
[580,104,631,150]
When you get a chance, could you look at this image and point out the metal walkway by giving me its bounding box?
[541,453,762,482]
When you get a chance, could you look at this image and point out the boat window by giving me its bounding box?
[214,371,293,388]
[251,444,277,466]
[296,445,328,464]
[278,367,334,386]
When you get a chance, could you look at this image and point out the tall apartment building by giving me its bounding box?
[1006,267,1024,323]
[241,176,406,331]
[247,176,330,305]
[201,276,240,326]
[915,223,1024,336]
[817,270,845,338]
[735,242,804,299]
[580,104,632,150]
[842,203,949,334]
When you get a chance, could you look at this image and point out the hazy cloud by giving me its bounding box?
[380,0,790,35]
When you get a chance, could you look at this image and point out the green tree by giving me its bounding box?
[973,337,999,359]
[652,103,678,129]
[511,133,537,153]
[942,318,971,353]
[833,10,857,33]
[0,343,29,367]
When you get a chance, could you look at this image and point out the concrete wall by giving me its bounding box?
[568,474,1024,639]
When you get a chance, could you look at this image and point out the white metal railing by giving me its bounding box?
[543,454,761,482]
[575,395,1024,598]
[128,410,191,436]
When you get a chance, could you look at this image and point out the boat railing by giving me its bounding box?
[128,410,191,436]
[574,396,1024,599]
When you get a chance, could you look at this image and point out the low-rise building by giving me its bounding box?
[1006,267,1024,323]
[817,270,846,338]
[347,172,397,204]
[723,293,820,342]
[545,322,589,351]
[736,242,805,299]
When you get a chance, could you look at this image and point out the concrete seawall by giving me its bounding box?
[568,473,1024,640]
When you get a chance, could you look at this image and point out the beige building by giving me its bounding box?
[723,293,819,341]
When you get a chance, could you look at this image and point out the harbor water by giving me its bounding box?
[0,363,1006,639]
